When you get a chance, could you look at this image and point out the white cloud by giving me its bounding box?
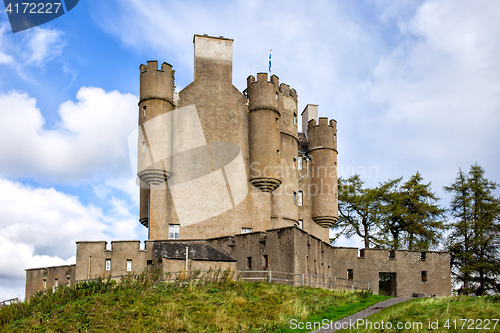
[0,177,141,300]
[0,21,70,83]
[361,0,500,188]
[0,87,138,182]
[24,27,65,66]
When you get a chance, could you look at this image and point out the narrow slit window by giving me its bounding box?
[142,106,146,117]
[298,219,303,229]
[141,141,146,153]
[298,191,303,206]
[43,279,46,289]
[293,191,297,204]
[263,255,268,269]
[126,259,132,272]
[421,271,427,282]
[298,156,303,170]
[105,259,111,271]
[347,269,353,280]
[246,257,252,270]
[55,278,58,287]
[293,113,297,125]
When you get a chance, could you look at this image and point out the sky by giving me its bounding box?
[0,0,499,301]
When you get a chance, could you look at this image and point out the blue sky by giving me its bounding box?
[1,0,499,300]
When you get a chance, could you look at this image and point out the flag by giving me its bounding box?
[269,49,272,75]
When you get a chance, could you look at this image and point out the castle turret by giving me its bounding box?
[138,61,175,239]
[271,83,299,228]
[307,117,338,228]
[247,73,282,192]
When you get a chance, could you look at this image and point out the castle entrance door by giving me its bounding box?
[379,272,397,296]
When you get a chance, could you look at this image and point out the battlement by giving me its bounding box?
[279,83,298,102]
[140,61,173,73]
[246,72,280,112]
[139,61,175,103]
[307,117,337,151]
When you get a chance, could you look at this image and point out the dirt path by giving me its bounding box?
[310,297,413,332]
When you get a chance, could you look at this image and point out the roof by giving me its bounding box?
[153,242,236,262]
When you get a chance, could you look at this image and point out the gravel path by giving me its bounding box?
[310,297,413,332]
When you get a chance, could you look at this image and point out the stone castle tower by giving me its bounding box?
[137,35,338,242]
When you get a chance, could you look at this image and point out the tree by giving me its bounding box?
[444,169,473,291]
[335,175,384,248]
[445,164,500,293]
[380,172,446,250]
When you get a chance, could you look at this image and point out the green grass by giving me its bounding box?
[340,295,500,332]
[0,270,387,332]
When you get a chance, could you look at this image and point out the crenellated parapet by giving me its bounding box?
[246,73,280,113]
[307,118,337,152]
[139,61,175,106]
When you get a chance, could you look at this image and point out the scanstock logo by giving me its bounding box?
[3,0,79,33]
[128,105,248,225]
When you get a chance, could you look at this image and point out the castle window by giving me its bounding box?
[293,113,297,125]
[293,191,297,204]
[126,260,132,272]
[263,255,268,269]
[276,118,279,129]
[169,224,180,239]
[141,141,146,153]
[43,279,46,289]
[67,277,71,286]
[420,251,427,260]
[298,191,303,206]
[389,250,396,259]
[55,278,58,287]
[246,257,252,270]
[298,220,303,229]
[276,92,278,101]
[293,157,297,169]
[298,156,303,170]
[421,271,427,282]
[142,106,146,117]
[106,259,111,271]
[347,269,353,280]
[242,227,252,234]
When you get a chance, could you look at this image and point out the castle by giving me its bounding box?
[25,35,451,299]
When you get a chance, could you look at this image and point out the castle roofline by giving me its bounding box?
[25,264,75,271]
[193,34,234,42]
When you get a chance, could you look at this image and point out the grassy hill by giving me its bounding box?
[0,270,387,332]
[342,295,500,333]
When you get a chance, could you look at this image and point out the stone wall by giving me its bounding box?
[25,264,75,299]
[26,227,451,299]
